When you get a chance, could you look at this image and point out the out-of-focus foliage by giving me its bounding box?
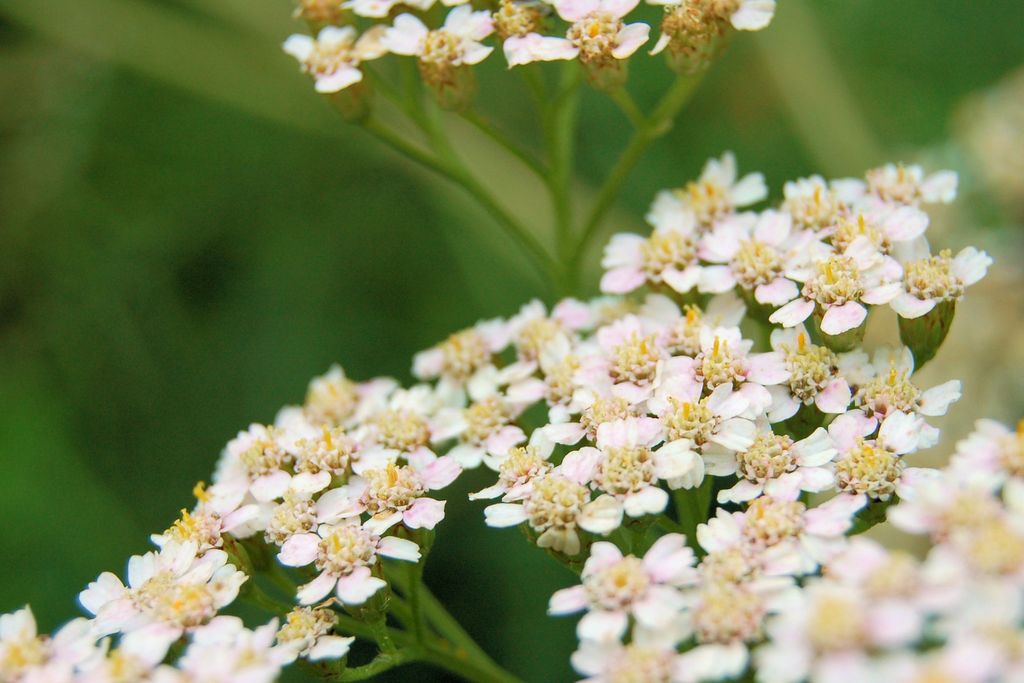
[1,0,1023,680]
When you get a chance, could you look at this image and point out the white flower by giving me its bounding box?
[663,152,768,228]
[79,540,247,651]
[275,607,354,661]
[890,245,992,319]
[764,325,852,422]
[707,418,836,504]
[177,616,294,683]
[600,206,703,295]
[279,519,420,605]
[548,535,698,641]
[550,0,650,64]
[383,6,495,66]
[283,26,388,94]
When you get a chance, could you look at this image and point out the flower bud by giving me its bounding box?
[898,298,956,368]
[294,0,351,32]
[811,304,867,353]
[652,1,732,75]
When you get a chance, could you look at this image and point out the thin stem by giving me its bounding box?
[609,87,645,129]
[301,649,420,682]
[571,73,704,276]
[420,644,526,683]
[459,109,549,179]
[239,580,293,616]
[361,115,561,290]
[519,64,549,117]
[548,62,582,289]
[406,560,427,644]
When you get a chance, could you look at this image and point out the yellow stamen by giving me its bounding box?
[797,333,807,352]
[683,402,691,419]
[826,261,836,285]
[713,336,721,356]
[857,214,866,233]
[193,481,211,503]
[323,425,333,449]
[686,307,698,324]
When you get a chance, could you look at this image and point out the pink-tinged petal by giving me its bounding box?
[769,297,814,327]
[653,440,699,480]
[763,472,804,499]
[555,0,600,22]
[796,466,836,492]
[632,585,685,628]
[754,209,791,244]
[919,380,961,416]
[335,567,386,605]
[382,14,428,55]
[696,510,741,553]
[297,572,338,605]
[363,511,404,535]
[377,536,422,562]
[820,301,867,336]
[828,411,877,449]
[548,586,588,615]
[403,498,447,529]
[637,417,666,446]
[746,351,789,385]
[420,455,462,489]
[447,444,485,470]
[584,541,625,573]
[766,386,800,423]
[543,422,587,445]
[883,205,929,241]
[730,0,775,30]
[611,380,650,404]
[577,609,629,641]
[662,264,701,294]
[890,292,935,319]
[698,265,738,294]
[602,0,640,18]
[279,533,320,567]
[578,495,624,535]
[291,471,332,495]
[815,378,852,414]
[642,532,686,568]
[504,34,577,67]
[485,426,526,457]
[560,447,603,485]
[717,479,763,504]
[282,35,315,62]
[861,282,904,305]
[314,68,363,93]
[648,31,670,55]
[611,22,649,59]
[251,471,291,502]
[484,503,529,527]
[459,42,494,66]
[803,493,866,536]
[316,488,364,523]
[623,486,669,517]
[120,623,184,666]
[755,277,799,306]
[793,428,837,466]
[506,377,547,404]
[600,266,647,294]
[711,418,757,451]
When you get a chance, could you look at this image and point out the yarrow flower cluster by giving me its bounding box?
[284,0,776,106]
[6,151,1013,683]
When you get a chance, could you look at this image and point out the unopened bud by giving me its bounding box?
[811,305,867,353]
[494,0,545,41]
[898,299,956,368]
[294,0,350,32]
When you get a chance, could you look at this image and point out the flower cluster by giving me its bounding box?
[283,0,776,102]
[4,155,1013,683]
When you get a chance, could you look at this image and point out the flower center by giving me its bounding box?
[737,432,796,483]
[678,179,732,227]
[162,509,222,550]
[692,582,765,644]
[732,240,785,289]
[783,181,842,230]
[903,249,964,301]
[545,354,580,405]
[695,335,747,390]
[866,164,922,204]
[515,317,563,362]
[0,635,48,680]
[834,440,904,501]
[863,551,920,598]
[663,305,704,357]
[604,645,675,683]
[240,431,291,477]
[803,256,864,307]
[783,333,838,402]
[583,556,649,610]
[662,398,717,445]
[581,397,641,440]
[831,214,890,253]
[295,0,346,25]
[493,0,542,40]
[699,547,757,584]
[316,525,378,576]
[742,497,805,547]
[277,606,339,651]
[296,426,356,476]
[133,571,215,628]
[594,446,658,497]
[463,397,513,445]
[567,13,625,61]
[966,520,1024,575]
[361,463,426,513]
[641,231,696,276]
[854,364,921,416]
[806,590,864,652]
[438,329,492,379]
[525,475,591,534]
[303,39,358,79]
[265,493,319,546]
[610,333,662,385]
[374,409,430,452]
[498,445,552,489]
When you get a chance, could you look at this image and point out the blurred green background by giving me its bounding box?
[2,0,1024,680]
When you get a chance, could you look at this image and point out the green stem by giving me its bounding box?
[548,62,582,293]
[361,115,560,291]
[301,649,420,682]
[239,580,293,616]
[261,559,298,595]
[571,73,704,275]
[459,109,549,179]
[609,87,645,129]
[519,64,549,117]
[420,644,526,683]
[406,560,427,644]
